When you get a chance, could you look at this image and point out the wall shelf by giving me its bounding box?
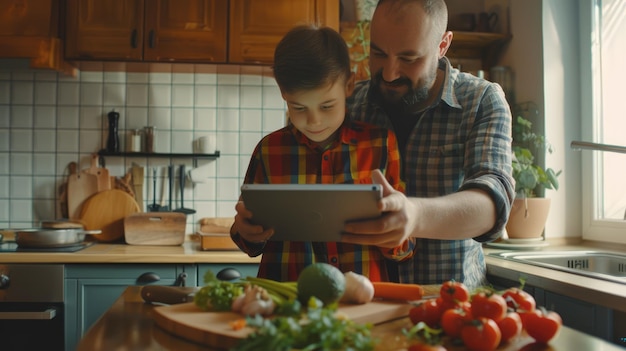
[97,150,220,167]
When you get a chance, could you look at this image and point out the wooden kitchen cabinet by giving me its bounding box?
[228,0,340,64]
[64,264,197,351]
[64,0,228,62]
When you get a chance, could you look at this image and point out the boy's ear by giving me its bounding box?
[345,72,356,96]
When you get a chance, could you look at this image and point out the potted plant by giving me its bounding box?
[506,102,561,239]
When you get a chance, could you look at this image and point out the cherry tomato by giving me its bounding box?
[408,342,448,351]
[440,305,472,338]
[439,280,470,303]
[502,287,536,312]
[470,291,508,322]
[461,317,502,351]
[409,298,443,328]
[497,311,523,343]
[519,308,562,343]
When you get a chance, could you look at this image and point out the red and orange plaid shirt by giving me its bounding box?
[231,119,414,282]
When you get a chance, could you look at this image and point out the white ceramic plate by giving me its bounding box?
[485,241,550,250]
[503,237,545,244]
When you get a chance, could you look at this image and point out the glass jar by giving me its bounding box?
[143,126,155,153]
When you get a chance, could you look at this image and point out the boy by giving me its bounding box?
[230,25,414,282]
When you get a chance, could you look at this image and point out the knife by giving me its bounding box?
[141,285,199,305]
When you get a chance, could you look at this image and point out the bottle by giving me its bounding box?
[106,110,120,153]
[128,129,141,152]
[144,126,155,153]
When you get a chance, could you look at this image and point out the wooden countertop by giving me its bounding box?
[77,286,626,351]
[0,240,261,264]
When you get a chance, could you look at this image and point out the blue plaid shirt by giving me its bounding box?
[346,57,515,289]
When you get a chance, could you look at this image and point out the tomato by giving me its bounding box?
[440,305,472,338]
[409,298,443,328]
[408,342,448,351]
[470,291,508,322]
[461,317,502,351]
[502,287,536,312]
[519,308,562,343]
[497,311,523,343]
[439,280,470,303]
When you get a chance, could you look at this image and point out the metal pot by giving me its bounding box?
[15,228,102,248]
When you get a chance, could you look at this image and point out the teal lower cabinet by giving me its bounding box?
[197,263,259,285]
[64,264,196,351]
[487,275,620,346]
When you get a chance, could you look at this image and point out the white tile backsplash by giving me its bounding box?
[0,64,286,227]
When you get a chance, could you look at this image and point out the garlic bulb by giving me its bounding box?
[231,285,275,316]
[340,271,374,304]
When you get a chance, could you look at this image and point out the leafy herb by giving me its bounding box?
[232,297,376,351]
[194,270,243,312]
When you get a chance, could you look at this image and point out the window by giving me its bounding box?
[580,0,626,243]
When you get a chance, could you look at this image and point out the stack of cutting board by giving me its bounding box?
[66,154,141,242]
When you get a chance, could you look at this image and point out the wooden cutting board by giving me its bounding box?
[79,189,141,242]
[67,171,99,219]
[82,153,111,192]
[153,300,412,350]
[124,212,186,245]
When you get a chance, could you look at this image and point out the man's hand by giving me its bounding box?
[232,200,274,243]
[342,169,418,248]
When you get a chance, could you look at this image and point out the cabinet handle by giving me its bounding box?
[149,30,155,48]
[174,272,188,287]
[131,29,138,48]
[137,272,160,284]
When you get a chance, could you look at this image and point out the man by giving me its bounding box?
[342,0,515,288]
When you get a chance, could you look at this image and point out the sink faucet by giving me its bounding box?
[571,140,626,219]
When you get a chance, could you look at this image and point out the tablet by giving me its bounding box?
[240,184,382,242]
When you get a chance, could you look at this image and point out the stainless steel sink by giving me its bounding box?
[489,250,626,284]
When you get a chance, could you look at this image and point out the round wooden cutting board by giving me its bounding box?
[79,189,141,242]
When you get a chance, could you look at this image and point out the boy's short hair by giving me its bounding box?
[273,25,351,94]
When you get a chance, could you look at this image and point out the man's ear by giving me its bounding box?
[438,31,453,58]
[345,72,356,96]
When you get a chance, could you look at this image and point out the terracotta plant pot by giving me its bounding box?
[505,198,551,239]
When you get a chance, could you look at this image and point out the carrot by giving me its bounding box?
[372,282,424,301]
[229,318,247,331]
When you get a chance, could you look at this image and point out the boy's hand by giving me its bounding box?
[232,200,275,243]
[341,169,417,248]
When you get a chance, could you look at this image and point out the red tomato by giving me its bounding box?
[497,311,523,343]
[440,305,472,338]
[408,342,448,351]
[409,298,443,328]
[520,308,563,343]
[470,291,508,322]
[439,280,470,303]
[461,317,502,351]
[502,287,536,312]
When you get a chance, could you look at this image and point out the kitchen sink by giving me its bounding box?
[489,250,626,284]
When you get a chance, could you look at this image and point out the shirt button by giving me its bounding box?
[331,257,338,263]
[323,155,329,161]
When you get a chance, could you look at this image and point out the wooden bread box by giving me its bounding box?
[198,217,238,251]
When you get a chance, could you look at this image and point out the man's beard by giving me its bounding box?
[371,71,433,114]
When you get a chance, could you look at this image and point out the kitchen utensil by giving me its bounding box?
[40,219,85,229]
[152,300,413,349]
[173,165,196,215]
[141,286,200,305]
[159,167,169,211]
[148,168,161,212]
[67,164,99,219]
[131,164,144,211]
[124,212,186,245]
[58,161,75,219]
[82,153,111,192]
[168,165,174,211]
[79,189,142,242]
[15,228,102,248]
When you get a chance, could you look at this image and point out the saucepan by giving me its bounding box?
[15,228,102,248]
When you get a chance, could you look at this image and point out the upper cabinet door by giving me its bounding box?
[229,0,340,64]
[65,0,144,60]
[144,0,228,62]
